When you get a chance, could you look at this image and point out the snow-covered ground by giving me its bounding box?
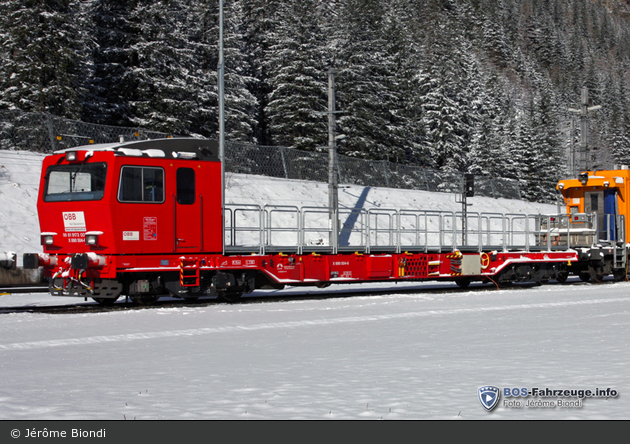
[0,150,627,420]
[1,280,628,420]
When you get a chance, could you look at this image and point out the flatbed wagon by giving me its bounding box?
[22,138,621,304]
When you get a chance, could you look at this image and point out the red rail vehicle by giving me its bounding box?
[23,138,614,305]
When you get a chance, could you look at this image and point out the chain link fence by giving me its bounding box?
[1,110,521,200]
[0,110,168,151]
[225,142,521,199]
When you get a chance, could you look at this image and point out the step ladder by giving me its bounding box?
[613,244,627,270]
[180,257,200,287]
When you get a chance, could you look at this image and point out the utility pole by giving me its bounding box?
[218,0,225,254]
[314,69,344,252]
[327,69,339,253]
[569,118,576,176]
[568,86,601,173]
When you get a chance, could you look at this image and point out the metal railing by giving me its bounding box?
[538,213,625,248]
[224,205,610,255]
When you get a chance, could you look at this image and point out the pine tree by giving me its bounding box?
[334,0,407,161]
[263,0,328,150]
[420,25,472,172]
[380,0,422,163]
[403,66,432,166]
[467,73,510,178]
[85,0,139,126]
[186,0,258,141]
[420,71,466,172]
[522,87,564,202]
[514,112,537,200]
[479,8,512,68]
[126,0,201,135]
[236,0,282,145]
[183,0,219,138]
[0,0,93,119]
[601,68,630,167]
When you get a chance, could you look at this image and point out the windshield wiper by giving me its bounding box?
[70,157,90,192]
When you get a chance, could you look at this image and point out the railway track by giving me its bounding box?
[0,276,602,315]
[0,284,49,294]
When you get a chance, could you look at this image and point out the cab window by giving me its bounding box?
[176,168,195,205]
[44,163,107,202]
[118,166,164,203]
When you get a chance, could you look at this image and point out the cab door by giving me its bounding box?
[585,190,617,241]
[604,190,618,241]
[174,167,201,251]
[584,191,604,241]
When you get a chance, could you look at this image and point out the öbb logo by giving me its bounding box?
[62,211,86,232]
[504,388,528,397]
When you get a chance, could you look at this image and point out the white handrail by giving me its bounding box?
[223,205,612,254]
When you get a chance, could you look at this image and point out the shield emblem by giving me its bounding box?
[478,386,500,411]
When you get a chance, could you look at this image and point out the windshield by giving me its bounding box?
[44,163,107,202]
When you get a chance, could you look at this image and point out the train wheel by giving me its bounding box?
[613,269,627,282]
[217,290,242,303]
[92,297,119,306]
[130,295,160,305]
[588,266,605,284]
[579,272,591,282]
[455,278,471,288]
[555,271,569,283]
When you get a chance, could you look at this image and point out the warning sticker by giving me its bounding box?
[143,217,158,241]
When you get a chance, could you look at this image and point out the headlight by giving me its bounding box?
[85,231,103,246]
[40,232,57,246]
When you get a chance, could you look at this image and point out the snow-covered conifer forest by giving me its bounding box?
[2,0,630,202]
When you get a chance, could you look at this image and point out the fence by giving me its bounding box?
[225,141,521,199]
[0,110,521,200]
